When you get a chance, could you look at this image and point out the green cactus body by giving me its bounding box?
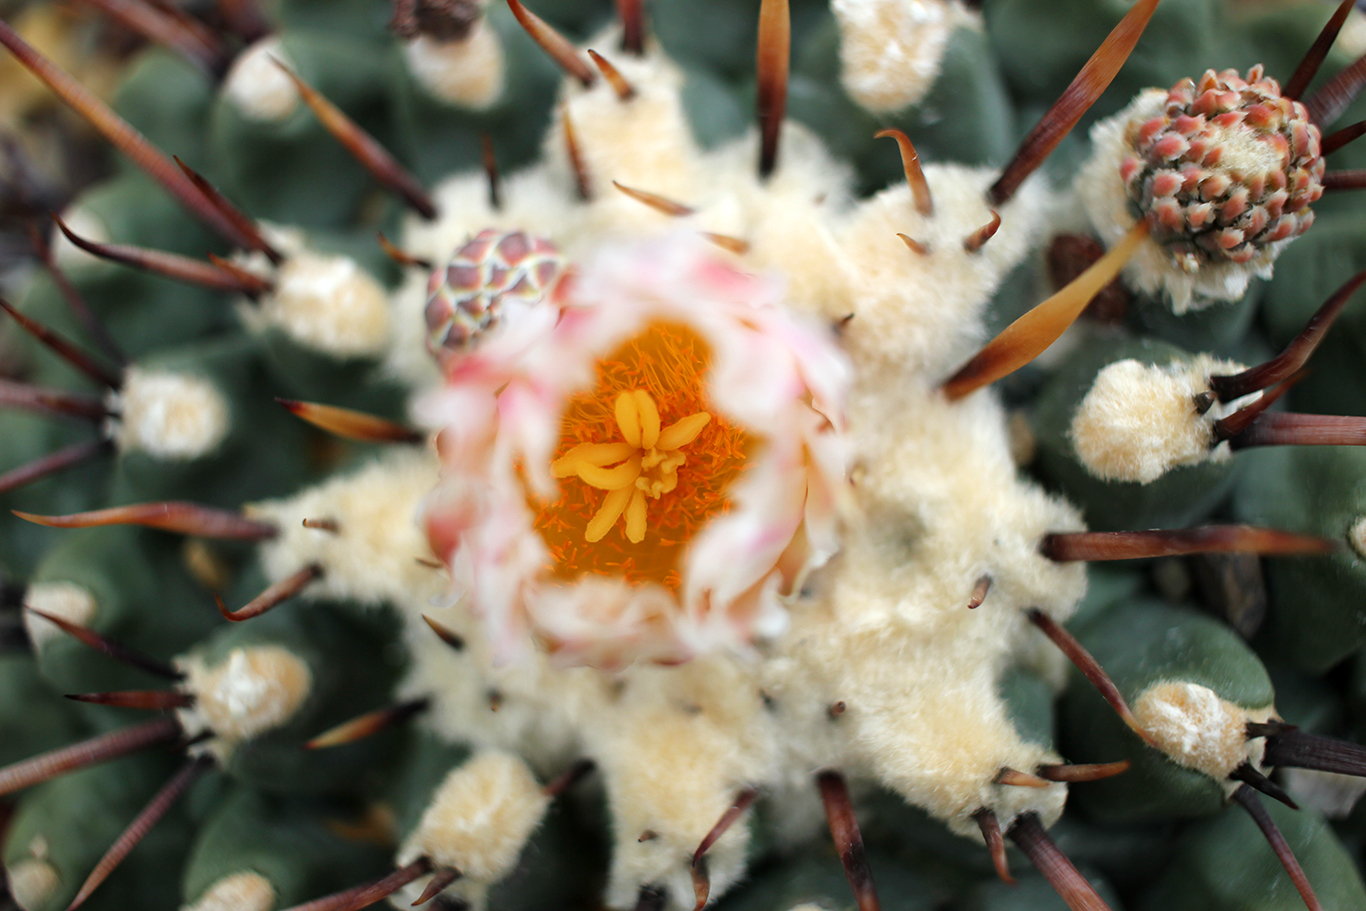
[3,1,1366,910]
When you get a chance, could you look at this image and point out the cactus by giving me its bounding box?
[3,1,1366,910]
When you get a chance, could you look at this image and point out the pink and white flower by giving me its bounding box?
[418,231,850,668]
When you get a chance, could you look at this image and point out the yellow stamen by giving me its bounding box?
[656,413,711,450]
[616,391,642,447]
[635,389,661,448]
[560,388,712,541]
[624,489,648,543]
[577,456,643,491]
[587,486,634,542]
[550,442,636,477]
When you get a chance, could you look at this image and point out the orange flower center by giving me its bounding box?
[532,321,754,589]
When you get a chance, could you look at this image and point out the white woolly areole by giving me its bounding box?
[176,646,312,762]
[6,859,58,911]
[249,448,445,608]
[1077,90,1287,313]
[5,857,56,911]
[592,660,769,909]
[182,872,276,911]
[1068,355,1250,484]
[242,251,392,358]
[1282,767,1366,819]
[1349,516,1366,559]
[766,386,1082,838]
[1132,681,1274,788]
[22,581,97,652]
[550,37,700,216]
[110,367,230,460]
[222,37,299,122]
[830,167,1049,381]
[395,751,549,910]
[49,205,109,270]
[831,0,976,113]
[404,24,504,109]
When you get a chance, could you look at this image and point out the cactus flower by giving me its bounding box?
[419,231,849,667]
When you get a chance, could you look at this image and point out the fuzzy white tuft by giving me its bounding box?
[592,660,769,908]
[249,448,445,608]
[395,751,549,910]
[548,38,701,221]
[763,384,1083,839]
[181,872,276,911]
[22,581,97,652]
[6,858,58,911]
[831,0,975,113]
[830,167,1050,381]
[110,367,230,460]
[1069,355,1250,484]
[177,646,312,762]
[222,37,300,122]
[1133,681,1274,788]
[240,251,392,358]
[404,23,505,109]
[1350,516,1366,560]
[49,205,109,270]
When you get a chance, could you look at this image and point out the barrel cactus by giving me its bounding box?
[2,1,1366,910]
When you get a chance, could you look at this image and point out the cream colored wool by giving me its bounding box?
[249,448,446,608]
[396,599,593,775]
[391,131,1046,395]
[1077,91,1288,313]
[1133,681,1274,793]
[395,751,549,910]
[589,659,772,908]
[831,0,976,113]
[1350,516,1366,560]
[767,385,1082,838]
[48,205,109,270]
[6,858,58,911]
[239,251,392,357]
[830,167,1049,381]
[548,37,702,223]
[404,22,505,109]
[22,581,97,652]
[704,126,856,314]
[222,37,299,122]
[110,367,230,460]
[176,646,312,763]
[1069,355,1249,484]
[181,872,276,911]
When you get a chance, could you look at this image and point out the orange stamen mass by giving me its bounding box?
[533,321,754,588]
